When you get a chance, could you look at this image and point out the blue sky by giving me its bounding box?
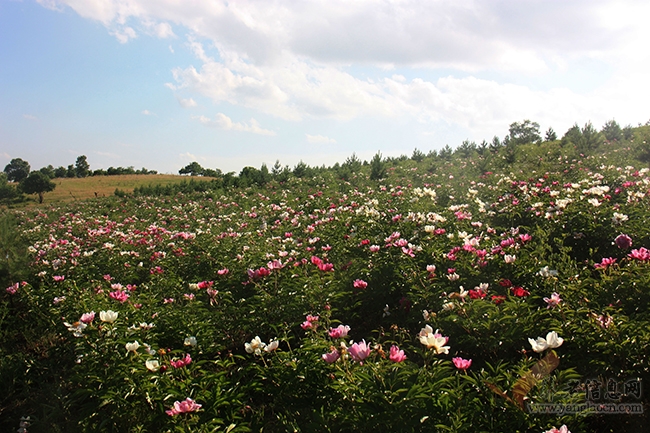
[1,0,649,174]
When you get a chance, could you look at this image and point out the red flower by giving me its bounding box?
[511,286,530,297]
[469,289,487,299]
[498,279,512,288]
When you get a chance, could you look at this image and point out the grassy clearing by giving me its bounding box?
[22,174,213,205]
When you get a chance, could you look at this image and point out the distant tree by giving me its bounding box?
[343,153,362,171]
[272,160,283,178]
[545,127,557,142]
[439,145,453,160]
[411,148,425,162]
[508,120,541,145]
[370,152,386,180]
[579,122,602,152]
[4,158,30,182]
[66,165,76,178]
[19,171,55,203]
[202,168,222,178]
[561,122,602,152]
[38,165,56,179]
[477,140,488,155]
[503,140,517,164]
[93,169,107,176]
[601,120,622,141]
[54,166,68,178]
[293,161,309,178]
[179,162,204,176]
[561,124,582,147]
[489,136,502,153]
[75,155,90,177]
[456,140,476,158]
[259,163,271,184]
[239,166,262,186]
[622,124,634,140]
[0,173,21,203]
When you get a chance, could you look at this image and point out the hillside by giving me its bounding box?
[1,121,649,432]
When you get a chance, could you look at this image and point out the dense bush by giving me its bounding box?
[1,138,650,432]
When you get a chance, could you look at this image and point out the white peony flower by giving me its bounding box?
[99,310,118,323]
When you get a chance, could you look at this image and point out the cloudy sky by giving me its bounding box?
[1,0,649,174]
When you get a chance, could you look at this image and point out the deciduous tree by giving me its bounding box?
[19,171,56,203]
[3,158,30,182]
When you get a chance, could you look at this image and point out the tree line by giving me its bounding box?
[1,155,157,204]
[172,118,642,192]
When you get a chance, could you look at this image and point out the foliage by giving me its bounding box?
[19,171,56,203]
[75,155,91,178]
[4,158,31,182]
[179,161,205,176]
[369,152,386,180]
[2,122,650,432]
[509,120,542,145]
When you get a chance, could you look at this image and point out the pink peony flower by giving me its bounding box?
[53,275,65,282]
[452,357,472,371]
[109,289,129,303]
[544,425,570,433]
[629,247,650,261]
[301,314,319,330]
[6,283,19,295]
[197,281,213,289]
[389,345,407,363]
[267,259,284,270]
[80,311,95,324]
[353,279,368,289]
[348,340,371,363]
[322,349,340,364]
[543,292,562,308]
[317,262,334,272]
[217,268,229,276]
[166,398,202,416]
[519,233,532,243]
[328,325,350,339]
[170,353,192,369]
[594,257,616,269]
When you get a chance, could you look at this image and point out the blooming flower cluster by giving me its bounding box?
[419,325,450,354]
[244,336,278,355]
[165,398,202,416]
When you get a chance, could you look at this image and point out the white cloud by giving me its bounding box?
[195,113,276,136]
[141,109,153,115]
[179,151,198,161]
[39,0,650,134]
[23,114,38,120]
[111,26,137,44]
[177,97,197,108]
[154,22,174,38]
[169,44,174,54]
[306,134,336,144]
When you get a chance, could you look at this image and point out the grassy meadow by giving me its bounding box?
[21,174,214,205]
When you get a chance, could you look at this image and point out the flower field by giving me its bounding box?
[2,138,650,432]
